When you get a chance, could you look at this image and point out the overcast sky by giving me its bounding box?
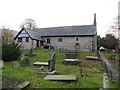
[0,0,119,37]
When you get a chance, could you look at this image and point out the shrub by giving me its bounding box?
[2,42,21,62]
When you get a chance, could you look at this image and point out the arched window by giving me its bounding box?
[76,36,79,41]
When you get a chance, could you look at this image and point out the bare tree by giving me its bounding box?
[1,26,14,43]
[108,16,120,38]
[108,16,120,68]
[20,19,36,30]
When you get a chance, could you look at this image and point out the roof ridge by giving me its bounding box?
[35,24,94,29]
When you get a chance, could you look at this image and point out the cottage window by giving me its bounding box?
[58,38,63,42]
[47,38,50,44]
[18,38,22,42]
[76,37,79,41]
[26,37,29,42]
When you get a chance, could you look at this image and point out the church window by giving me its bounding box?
[76,37,79,41]
[58,38,63,42]
[18,37,22,42]
[26,37,29,42]
[47,38,50,44]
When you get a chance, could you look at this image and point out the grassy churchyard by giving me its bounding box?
[2,49,118,88]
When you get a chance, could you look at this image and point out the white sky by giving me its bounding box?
[0,0,119,37]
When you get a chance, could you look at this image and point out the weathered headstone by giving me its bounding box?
[66,53,78,59]
[21,59,30,67]
[24,59,30,66]
[33,62,48,66]
[63,52,79,65]
[34,53,56,74]
[40,66,44,70]
[21,61,25,67]
[85,56,100,61]
[0,60,4,69]
[12,61,19,68]
[24,49,37,56]
[44,75,76,81]
[2,76,30,89]
[21,54,25,61]
[48,53,56,72]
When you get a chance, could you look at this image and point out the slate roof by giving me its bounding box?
[15,25,95,41]
[14,28,44,41]
[34,25,95,37]
[25,29,44,41]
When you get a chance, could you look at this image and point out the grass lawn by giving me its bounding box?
[2,49,118,88]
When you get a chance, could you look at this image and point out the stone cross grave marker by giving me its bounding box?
[12,61,19,68]
[48,53,56,72]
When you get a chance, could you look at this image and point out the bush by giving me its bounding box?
[2,42,21,62]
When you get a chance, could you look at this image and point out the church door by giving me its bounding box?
[36,40,39,48]
[75,43,80,51]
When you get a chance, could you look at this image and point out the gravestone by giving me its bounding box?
[24,49,37,56]
[21,54,25,61]
[59,48,68,53]
[48,53,56,72]
[65,52,78,59]
[0,60,4,69]
[24,59,30,66]
[85,56,100,61]
[40,66,44,70]
[36,53,56,74]
[21,61,25,67]
[63,52,79,65]
[44,75,76,81]
[2,76,30,89]
[21,59,30,67]
[33,62,48,66]
[12,61,19,68]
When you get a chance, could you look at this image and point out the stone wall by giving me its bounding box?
[43,36,93,52]
[15,38,37,49]
[15,36,96,52]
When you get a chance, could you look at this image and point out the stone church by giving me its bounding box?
[14,14,97,52]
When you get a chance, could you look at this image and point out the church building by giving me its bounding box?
[14,14,97,52]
